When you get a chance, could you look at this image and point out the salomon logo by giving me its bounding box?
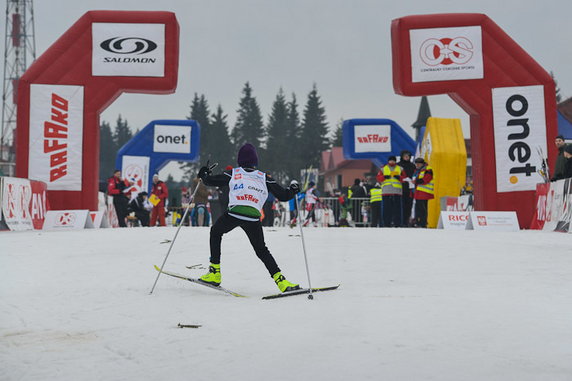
[100,37,157,55]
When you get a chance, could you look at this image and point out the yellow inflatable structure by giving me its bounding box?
[419,117,467,228]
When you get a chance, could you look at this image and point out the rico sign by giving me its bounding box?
[28,84,83,191]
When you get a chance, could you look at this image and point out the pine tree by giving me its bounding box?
[331,118,344,147]
[113,115,133,151]
[99,120,117,181]
[181,94,211,181]
[209,105,234,168]
[551,71,562,103]
[264,88,290,181]
[285,93,303,181]
[299,84,330,169]
[231,82,265,150]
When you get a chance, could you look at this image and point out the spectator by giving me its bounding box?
[349,178,367,224]
[129,192,151,227]
[398,150,416,226]
[107,169,133,227]
[262,192,276,227]
[551,136,568,181]
[150,174,169,226]
[191,176,210,226]
[303,181,320,227]
[412,157,434,228]
[369,182,382,227]
[561,144,572,179]
[377,156,406,227]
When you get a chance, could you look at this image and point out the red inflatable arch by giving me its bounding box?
[392,14,557,228]
[16,11,179,211]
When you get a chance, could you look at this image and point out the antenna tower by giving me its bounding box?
[1,0,36,176]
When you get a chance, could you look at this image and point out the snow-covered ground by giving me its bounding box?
[1,226,571,381]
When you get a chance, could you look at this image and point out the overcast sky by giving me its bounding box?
[4,0,571,179]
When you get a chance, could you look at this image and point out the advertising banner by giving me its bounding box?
[353,124,391,153]
[437,211,470,230]
[43,210,90,230]
[30,180,49,230]
[28,84,84,191]
[409,26,483,83]
[92,23,165,77]
[0,177,7,230]
[1,177,33,231]
[492,85,547,193]
[121,155,150,199]
[465,211,520,231]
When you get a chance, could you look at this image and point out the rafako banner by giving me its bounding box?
[353,124,391,153]
[492,85,547,193]
[409,26,483,83]
[28,84,84,191]
[92,23,165,77]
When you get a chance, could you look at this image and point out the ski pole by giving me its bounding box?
[294,191,314,300]
[150,163,217,294]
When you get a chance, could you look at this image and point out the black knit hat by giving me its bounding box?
[564,144,572,155]
[388,155,397,162]
[415,157,425,164]
[237,143,258,167]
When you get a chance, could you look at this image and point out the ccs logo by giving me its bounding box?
[420,37,474,66]
[100,37,157,55]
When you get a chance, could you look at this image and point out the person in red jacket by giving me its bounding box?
[107,169,133,227]
[150,174,169,226]
[412,158,435,228]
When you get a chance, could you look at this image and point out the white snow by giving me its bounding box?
[1,226,571,380]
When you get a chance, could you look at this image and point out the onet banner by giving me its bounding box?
[16,11,180,211]
[342,118,416,167]
[391,13,557,228]
[115,120,200,196]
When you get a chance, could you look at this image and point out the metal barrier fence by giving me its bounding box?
[167,197,372,227]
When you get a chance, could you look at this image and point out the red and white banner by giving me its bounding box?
[30,180,49,230]
[532,178,572,232]
[1,177,33,231]
[437,211,470,230]
[121,155,150,199]
[28,84,84,191]
[465,211,520,231]
[43,210,90,230]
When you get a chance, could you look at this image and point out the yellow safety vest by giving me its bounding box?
[370,188,382,203]
[382,165,403,190]
[417,166,435,194]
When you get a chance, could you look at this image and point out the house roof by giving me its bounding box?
[320,146,372,174]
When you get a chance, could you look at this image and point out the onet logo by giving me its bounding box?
[100,37,157,55]
[420,37,474,66]
[504,94,536,184]
[155,134,189,145]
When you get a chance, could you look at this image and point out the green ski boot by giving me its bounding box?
[273,272,300,292]
[199,263,221,286]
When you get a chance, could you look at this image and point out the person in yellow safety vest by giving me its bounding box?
[369,183,382,227]
[376,156,406,227]
[412,157,435,228]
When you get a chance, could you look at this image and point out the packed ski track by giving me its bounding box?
[1,227,571,381]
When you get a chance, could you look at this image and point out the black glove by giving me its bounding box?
[415,178,424,185]
[198,166,211,180]
[289,182,300,194]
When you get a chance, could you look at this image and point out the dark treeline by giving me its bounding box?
[100,82,342,187]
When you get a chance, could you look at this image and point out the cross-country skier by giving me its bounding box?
[196,143,301,292]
